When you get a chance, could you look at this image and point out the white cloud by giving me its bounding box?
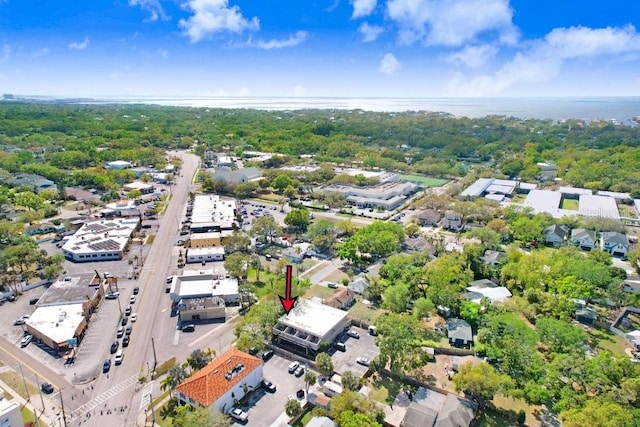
[450,25,640,96]
[129,0,169,22]
[157,49,169,59]
[238,87,250,96]
[248,31,308,50]
[33,47,50,58]
[358,22,384,43]
[386,0,517,47]
[351,0,376,19]
[179,0,259,43]
[379,52,400,75]
[446,44,497,68]
[68,37,89,50]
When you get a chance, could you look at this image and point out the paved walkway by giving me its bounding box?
[0,369,54,427]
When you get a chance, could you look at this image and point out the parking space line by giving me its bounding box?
[173,329,180,346]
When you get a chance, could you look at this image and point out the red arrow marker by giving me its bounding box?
[279,265,297,315]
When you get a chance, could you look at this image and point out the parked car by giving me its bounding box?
[129,296,136,304]
[346,330,360,339]
[122,336,130,347]
[102,359,111,373]
[20,334,33,347]
[229,408,248,423]
[41,383,54,394]
[116,326,124,338]
[121,317,128,326]
[105,292,119,300]
[356,357,370,366]
[110,341,119,354]
[131,313,138,322]
[133,287,139,295]
[125,306,132,316]
[125,326,132,336]
[261,350,274,361]
[335,342,346,352]
[287,361,300,374]
[14,315,30,326]
[294,366,305,377]
[261,380,276,393]
[181,324,195,332]
[327,282,338,289]
[29,297,39,305]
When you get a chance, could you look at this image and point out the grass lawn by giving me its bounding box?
[21,407,40,425]
[304,285,336,300]
[0,372,38,400]
[586,327,630,356]
[511,194,527,204]
[292,408,313,426]
[490,394,542,427]
[560,198,579,210]
[348,301,383,324]
[398,174,449,187]
[368,374,405,405]
[619,204,638,218]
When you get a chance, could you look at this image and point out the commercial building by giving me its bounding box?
[105,160,132,170]
[169,270,239,306]
[578,195,620,220]
[25,303,86,354]
[174,348,263,413]
[320,181,418,211]
[186,246,225,263]
[273,298,349,353]
[211,167,262,184]
[102,199,140,217]
[216,155,233,167]
[123,181,154,195]
[189,195,237,233]
[189,230,233,248]
[36,274,105,316]
[177,297,226,323]
[61,218,139,262]
[522,190,568,218]
[459,178,536,200]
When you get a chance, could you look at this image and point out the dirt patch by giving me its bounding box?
[412,354,456,392]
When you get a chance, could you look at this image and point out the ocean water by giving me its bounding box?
[86,96,640,123]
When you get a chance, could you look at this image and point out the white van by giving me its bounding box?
[114,349,124,365]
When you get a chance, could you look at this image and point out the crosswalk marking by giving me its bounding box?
[69,375,139,419]
[139,382,153,411]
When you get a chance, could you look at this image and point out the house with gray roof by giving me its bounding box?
[400,387,477,427]
[7,173,55,193]
[570,228,596,250]
[348,275,369,295]
[481,250,507,267]
[543,224,568,247]
[600,231,629,257]
[447,318,473,347]
[212,167,262,184]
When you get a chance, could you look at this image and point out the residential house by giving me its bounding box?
[306,416,337,427]
[7,173,55,193]
[307,394,332,412]
[575,306,597,326]
[570,228,596,250]
[400,387,477,427]
[543,224,568,247]
[348,275,369,295]
[324,288,356,310]
[481,250,507,268]
[442,211,463,232]
[24,222,64,236]
[447,318,473,347]
[464,279,512,304]
[627,331,640,350]
[415,209,441,227]
[601,232,630,257]
[403,236,431,253]
[173,348,263,413]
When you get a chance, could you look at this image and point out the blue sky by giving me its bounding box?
[1,0,639,97]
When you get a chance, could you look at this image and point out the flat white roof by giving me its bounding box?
[188,246,225,256]
[62,218,139,255]
[123,181,153,190]
[486,184,514,195]
[523,190,564,217]
[466,286,512,303]
[579,195,620,219]
[334,167,383,178]
[279,299,348,338]
[191,195,236,229]
[559,186,592,196]
[459,178,493,198]
[597,190,630,200]
[172,274,239,299]
[26,303,85,344]
[190,230,234,240]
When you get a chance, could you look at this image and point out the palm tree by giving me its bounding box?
[160,365,188,391]
[187,349,212,372]
[304,371,317,394]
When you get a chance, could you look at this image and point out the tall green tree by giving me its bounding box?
[284,208,311,234]
[374,313,425,374]
[250,215,282,244]
[452,361,514,408]
[315,352,334,377]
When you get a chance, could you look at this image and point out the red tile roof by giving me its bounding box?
[175,348,263,407]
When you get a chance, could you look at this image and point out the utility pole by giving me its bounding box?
[58,389,68,427]
[17,364,29,402]
[33,374,46,415]
[151,337,158,373]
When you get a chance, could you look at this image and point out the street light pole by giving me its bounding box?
[17,364,29,402]
[58,389,68,427]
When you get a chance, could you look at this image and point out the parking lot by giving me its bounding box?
[235,354,315,426]
[329,326,379,378]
